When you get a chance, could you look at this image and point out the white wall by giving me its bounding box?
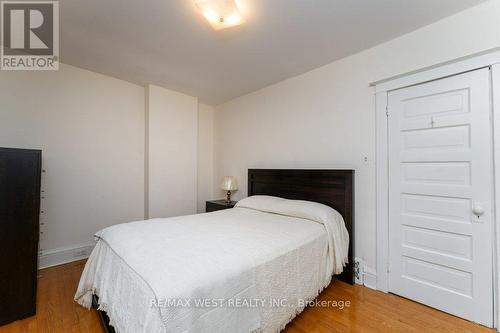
[0,63,145,257]
[197,104,215,213]
[214,0,500,284]
[1,0,497,275]
[147,84,198,218]
[0,68,207,266]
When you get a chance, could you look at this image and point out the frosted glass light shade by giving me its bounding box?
[221,176,238,191]
[196,0,244,30]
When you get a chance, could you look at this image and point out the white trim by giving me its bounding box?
[363,267,377,290]
[39,242,95,269]
[375,90,389,292]
[492,64,500,330]
[375,49,500,329]
[144,85,150,219]
[373,47,500,93]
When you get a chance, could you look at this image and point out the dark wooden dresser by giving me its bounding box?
[0,148,41,326]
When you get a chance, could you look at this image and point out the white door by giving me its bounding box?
[388,68,494,326]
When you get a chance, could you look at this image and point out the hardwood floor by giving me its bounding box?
[0,260,494,333]
[0,260,101,333]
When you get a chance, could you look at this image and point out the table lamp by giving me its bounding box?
[221,176,238,204]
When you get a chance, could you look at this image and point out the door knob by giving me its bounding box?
[473,204,485,217]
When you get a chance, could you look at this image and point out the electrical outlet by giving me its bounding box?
[361,154,369,165]
[354,257,364,284]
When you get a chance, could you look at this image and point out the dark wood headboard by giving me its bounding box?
[248,169,354,284]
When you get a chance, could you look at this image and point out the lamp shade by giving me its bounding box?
[221,176,238,191]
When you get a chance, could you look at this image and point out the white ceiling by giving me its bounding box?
[60,0,487,105]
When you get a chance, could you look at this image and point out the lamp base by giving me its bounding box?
[225,190,232,204]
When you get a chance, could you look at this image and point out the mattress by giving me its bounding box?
[75,199,347,333]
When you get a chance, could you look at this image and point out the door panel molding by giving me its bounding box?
[375,50,500,328]
[388,69,493,325]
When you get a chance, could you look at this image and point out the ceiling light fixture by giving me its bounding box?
[196,0,244,30]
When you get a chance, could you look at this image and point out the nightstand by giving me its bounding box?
[206,200,237,212]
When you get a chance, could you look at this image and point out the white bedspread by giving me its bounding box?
[75,198,348,333]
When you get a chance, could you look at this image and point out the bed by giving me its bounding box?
[75,169,354,333]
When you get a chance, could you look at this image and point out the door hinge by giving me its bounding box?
[385,105,389,117]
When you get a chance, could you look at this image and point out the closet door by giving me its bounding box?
[0,148,41,326]
[387,68,493,326]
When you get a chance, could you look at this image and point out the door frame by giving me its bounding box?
[374,48,500,328]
